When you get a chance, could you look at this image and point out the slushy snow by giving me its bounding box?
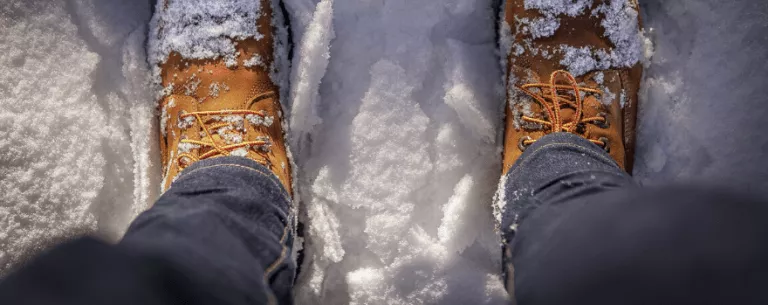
[2,0,768,305]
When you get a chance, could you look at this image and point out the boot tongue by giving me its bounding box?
[559,108,578,130]
[197,133,226,157]
[195,64,258,112]
[542,81,587,133]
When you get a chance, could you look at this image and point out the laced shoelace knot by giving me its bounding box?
[516,70,611,151]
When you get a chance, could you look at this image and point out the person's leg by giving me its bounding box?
[501,133,768,305]
[0,157,295,305]
[123,156,295,304]
[500,132,634,294]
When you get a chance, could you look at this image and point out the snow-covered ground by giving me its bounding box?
[285,0,507,303]
[0,0,158,272]
[1,0,767,304]
[634,0,768,193]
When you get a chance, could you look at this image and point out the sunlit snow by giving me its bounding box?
[2,0,768,304]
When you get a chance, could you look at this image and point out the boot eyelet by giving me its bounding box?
[575,122,587,134]
[518,136,533,152]
[598,136,610,153]
[596,113,610,129]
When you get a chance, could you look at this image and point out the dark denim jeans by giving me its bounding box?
[501,133,768,305]
[2,134,768,305]
[0,157,295,305]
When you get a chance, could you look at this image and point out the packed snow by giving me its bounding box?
[1,0,768,304]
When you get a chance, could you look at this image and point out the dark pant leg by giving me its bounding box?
[0,157,295,305]
[501,133,768,305]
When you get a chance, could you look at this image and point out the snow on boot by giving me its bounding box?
[155,0,292,194]
[501,0,644,174]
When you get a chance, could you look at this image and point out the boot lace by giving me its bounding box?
[517,70,610,150]
[176,92,275,168]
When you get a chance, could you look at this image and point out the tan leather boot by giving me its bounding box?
[501,0,643,175]
[156,1,292,194]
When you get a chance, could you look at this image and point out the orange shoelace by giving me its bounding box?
[176,93,275,168]
[517,70,608,148]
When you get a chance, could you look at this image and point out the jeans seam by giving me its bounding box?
[508,142,619,178]
[262,217,291,305]
[263,222,290,303]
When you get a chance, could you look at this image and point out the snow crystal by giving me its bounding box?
[160,105,170,136]
[177,142,200,153]
[243,54,266,68]
[619,89,627,108]
[230,148,248,157]
[498,18,514,71]
[641,28,654,67]
[245,113,264,126]
[518,17,560,39]
[157,83,174,99]
[219,114,245,128]
[525,0,594,17]
[263,116,274,127]
[244,113,274,127]
[594,71,605,84]
[541,48,551,58]
[217,128,244,144]
[517,0,594,39]
[492,175,509,226]
[593,0,643,68]
[509,0,642,76]
[209,82,221,98]
[177,115,195,129]
[184,76,201,95]
[224,53,239,68]
[560,46,598,76]
[601,85,616,106]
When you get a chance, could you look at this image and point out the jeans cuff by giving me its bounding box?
[176,156,289,197]
[508,133,620,177]
[501,133,630,242]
